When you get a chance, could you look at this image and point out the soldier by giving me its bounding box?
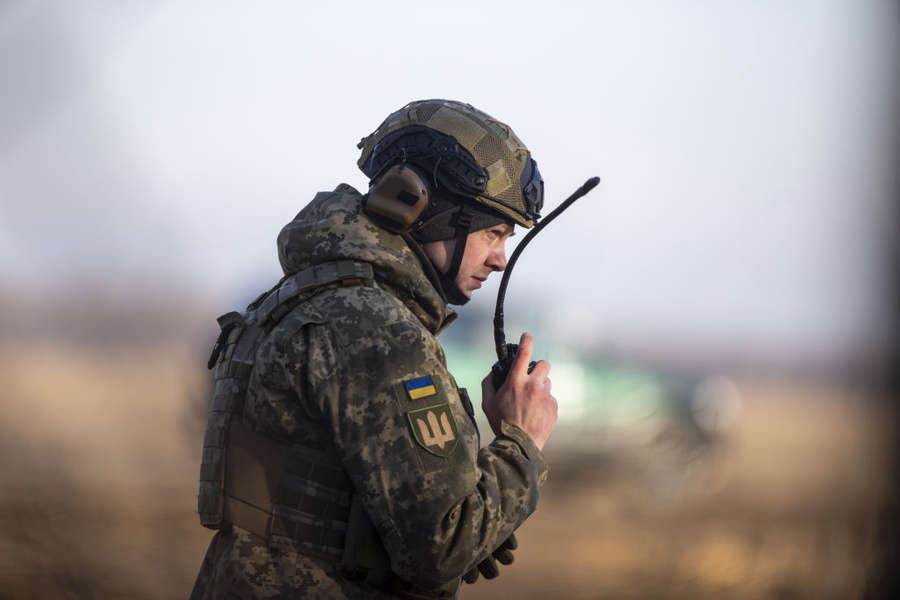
[191,99,557,599]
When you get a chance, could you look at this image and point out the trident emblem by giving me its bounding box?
[417,410,455,449]
[407,404,459,457]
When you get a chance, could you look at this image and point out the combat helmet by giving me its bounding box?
[357,99,543,304]
[358,99,543,229]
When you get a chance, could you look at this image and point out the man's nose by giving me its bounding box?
[488,246,507,272]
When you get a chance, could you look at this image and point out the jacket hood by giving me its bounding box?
[277,184,455,335]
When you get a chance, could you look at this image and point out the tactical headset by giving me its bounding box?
[362,163,431,233]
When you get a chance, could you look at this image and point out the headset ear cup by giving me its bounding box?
[363,165,430,233]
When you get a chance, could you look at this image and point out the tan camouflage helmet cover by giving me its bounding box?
[357,99,543,228]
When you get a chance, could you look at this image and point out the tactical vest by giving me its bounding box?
[199,260,385,559]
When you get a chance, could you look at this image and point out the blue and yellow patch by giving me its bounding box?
[405,376,437,401]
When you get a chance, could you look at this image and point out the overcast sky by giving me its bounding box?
[0,0,896,365]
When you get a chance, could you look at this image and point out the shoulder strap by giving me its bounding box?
[257,260,375,331]
[207,260,375,370]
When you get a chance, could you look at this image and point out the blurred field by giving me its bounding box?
[0,341,895,599]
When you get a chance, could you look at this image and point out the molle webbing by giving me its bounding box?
[199,260,375,539]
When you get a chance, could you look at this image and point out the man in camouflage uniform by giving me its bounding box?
[191,99,557,599]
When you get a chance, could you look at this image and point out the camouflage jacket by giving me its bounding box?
[191,184,548,599]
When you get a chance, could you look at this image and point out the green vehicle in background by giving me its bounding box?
[441,312,742,498]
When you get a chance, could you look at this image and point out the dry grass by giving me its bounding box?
[465,380,894,600]
[0,343,895,599]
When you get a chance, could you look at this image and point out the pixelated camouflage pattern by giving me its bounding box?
[191,185,548,599]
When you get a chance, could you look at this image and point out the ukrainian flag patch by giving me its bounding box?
[405,376,437,401]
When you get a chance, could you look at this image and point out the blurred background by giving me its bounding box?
[1,1,897,598]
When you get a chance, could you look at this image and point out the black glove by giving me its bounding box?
[462,533,518,584]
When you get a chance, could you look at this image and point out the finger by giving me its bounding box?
[481,373,496,396]
[494,547,515,565]
[462,567,480,584]
[501,532,518,551]
[529,359,551,380]
[495,533,517,565]
[478,555,501,579]
[510,333,535,376]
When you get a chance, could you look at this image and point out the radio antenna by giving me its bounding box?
[491,176,600,388]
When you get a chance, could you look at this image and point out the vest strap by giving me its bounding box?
[259,260,375,331]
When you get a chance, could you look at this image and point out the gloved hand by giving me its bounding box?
[462,533,518,584]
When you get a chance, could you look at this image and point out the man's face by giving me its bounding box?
[422,223,515,299]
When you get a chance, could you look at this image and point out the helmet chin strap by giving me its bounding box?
[437,206,474,305]
[435,269,469,306]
